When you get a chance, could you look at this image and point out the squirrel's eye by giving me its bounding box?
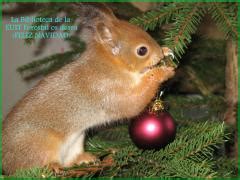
[137,46,148,56]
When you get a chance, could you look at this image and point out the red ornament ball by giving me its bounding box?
[129,111,176,150]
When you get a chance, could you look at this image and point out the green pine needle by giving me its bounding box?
[130,3,186,31]
[13,167,54,178]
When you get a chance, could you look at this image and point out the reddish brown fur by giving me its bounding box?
[2,5,175,175]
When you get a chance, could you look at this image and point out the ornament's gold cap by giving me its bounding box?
[150,99,164,113]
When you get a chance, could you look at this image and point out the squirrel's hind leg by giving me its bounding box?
[3,129,97,175]
[2,128,64,175]
[59,130,97,167]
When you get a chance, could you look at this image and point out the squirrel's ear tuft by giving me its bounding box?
[96,23,113,43]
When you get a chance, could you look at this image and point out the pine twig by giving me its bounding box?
[185,66,211,96]
[209,2,237,40]
[55,155,114,178]
[130,3,186,30]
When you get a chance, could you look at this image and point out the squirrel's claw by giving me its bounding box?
[162,47,175,59]
[168,51,175,59]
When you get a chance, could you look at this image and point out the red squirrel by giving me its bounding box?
[2,3,175,175]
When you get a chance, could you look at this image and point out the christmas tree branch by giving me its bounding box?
[160,121,222,158]
[163,159,216,178]
[163,3,205,58]
[130,3,186,30]
[209,2,237,40]
[185,66,211,96]
[177,122,225,161]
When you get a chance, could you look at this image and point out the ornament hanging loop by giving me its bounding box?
[150,90,165,113]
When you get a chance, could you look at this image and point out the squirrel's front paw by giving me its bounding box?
[162,47,174,59]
